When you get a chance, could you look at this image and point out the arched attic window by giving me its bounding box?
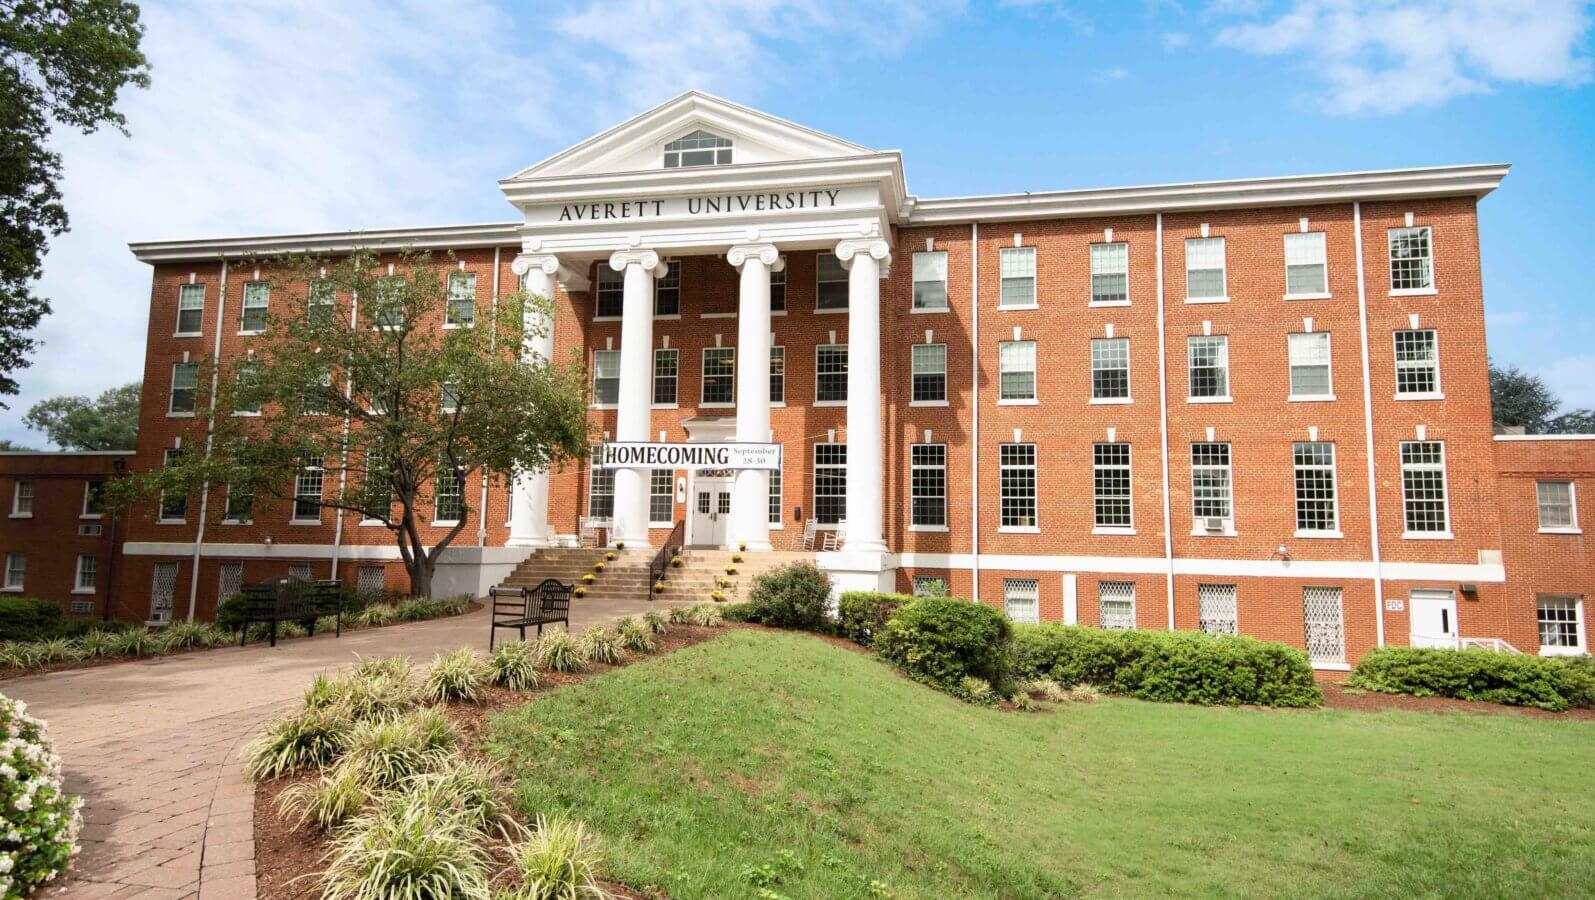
[663,130,732,168]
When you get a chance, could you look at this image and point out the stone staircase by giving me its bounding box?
[652,549,817,605]
[499,547,815,606]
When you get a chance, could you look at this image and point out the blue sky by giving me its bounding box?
[8,0,1593,446]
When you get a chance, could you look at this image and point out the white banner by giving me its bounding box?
[598,442,782,471]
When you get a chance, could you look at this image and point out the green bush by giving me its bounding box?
[321,789,492,900]
[1347,647,1595,712]
[503,815,607,900]
[875,597,1014,697]
[1010,625,1322,708]
[837,592,913,646]
[743,562,832,630]
[0,691,82,895]
[0,596,64,642]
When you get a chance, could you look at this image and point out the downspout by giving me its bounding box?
[186,258,229,621]
[331,267,358,581]
[1156,214,1175,630]
[969,221,980,604]
[1353,201,1387,646]
[477,248,500,549]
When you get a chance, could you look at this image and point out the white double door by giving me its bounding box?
[1409,589,1459,649]
[690,472,733,548]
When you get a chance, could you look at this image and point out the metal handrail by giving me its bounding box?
[646,520,685,601]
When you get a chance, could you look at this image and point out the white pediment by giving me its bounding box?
[508,91,875,181]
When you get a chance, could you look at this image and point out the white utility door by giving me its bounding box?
[1409,589,1459,649]
[690,475,732,548]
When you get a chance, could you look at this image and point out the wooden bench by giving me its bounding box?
[240,579,344,647]
[488,578,573,649]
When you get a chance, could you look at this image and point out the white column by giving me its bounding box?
[835,238,891,554]
[507,253,560,547]
[727,243,782,552]
[609,249,667,548]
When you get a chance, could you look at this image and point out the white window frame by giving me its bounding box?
[1197,583,1238,635]
[587,452,614,523]
[223,481,254,524]
[1089,241,1130,306]
[998,442,1039,532]
[219,560,245,599]
[1099,580,1135,630]
[1283,231,1330,300]
[594,266,624,319]
[1287,332,1334,401]
[653,259,682,318]
[663,129,732,168]
[433,461,464,525]
[239,281,270,334]
[1303,586,1347,667]
[1393,329,1443,400]
[3,553,25,591]
[909,443,948,531]
[912,251,949,312]
[769,345,786,406]
[175,283,205,336]
[1092,442,1134,533]
[1536,480,1580,534]
[652,348,679,408]
[445,271,476,328]
[910,343,948,406]
[73,554,98,594]
[815,253,849,313]
[1399,440,1452,539]
[10,480,34,518]
[1090,337,1132,404]
[307,279,334,325]
[1184,236,1228,303]
[1187,335,1231,403]
[1004,577,1040,625]
[292,455,324,523]
[998,247,1037,309]
[701,346,736,407]
[1388,225,1436,296]
[648,469,674,527]
[770,267,786,314]
[813,443,846,526]
[169,362,199,416]
[1191,442,1235,535]
[81,480,105,519]
[998,339,1038,404]
[1292,442,1341,537]
[159,448,186,522]
[768,463,784,528]
[591,349,620,408]
[232,361,262,416]
[815,344,848,406]
[1536,595,1586,657]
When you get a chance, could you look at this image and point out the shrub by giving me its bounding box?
[334,670,421,722]
[578,626,625,665]
[538,632,587,673]
[837,592,913,646]
[1067,684,1102,703]
[876,597,1014,697]
[0,642,42,670]
[276,764,368,831]
[1347,647,1595,712]
[34,638,83,665]
[666,606,693,625]
[614,618,656,654]
[641,610,668,635]
[357,603,396,628]
[315,614,342,634]
[0,693,83,896]
[688,604,725,628]
[1022,678,1070,703]
[504,815,609,900]
[321,790,492,900]
[405,706,459,753]
[277,620,310,640]
[214,592,248,632]
[395,598,439,622]
[719,602,758,623]
[353,655,413,680]
[1009,691,1038,711]
[105,627,155,658]
[743,563,832,630]
[423,649,491,704]
[959,676,995,704]
[0,597,64,642]
[490,641,542,691]
[1009,624,1322,708]
[402,758,503,832]
[339,713,453,790]
[245,705,352,780]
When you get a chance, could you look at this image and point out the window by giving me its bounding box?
[1394,329,1440,396]
[1288,332,1332,398]
[999,340,1037,402]
[301,367,334,416]
[770,268,786,313]
[11,480,33,517]
[663,129,731,168]
[160,449,186,520]
[288,563,314,582]
[999,443,1038,529]
[1187,335,1229,399]
[814,444,846,525]
[1293,442,1339,534]
[912,575,947,597]
[219,561,245,599]
[82,481,105,517]
[1389,226,1433,292]
[999,247,1036,307]
[653,349,678,405]
[240,282,269,332]
[170,362,199,414]
[910,444,947,528]
[356,565,384,596]
[1537,596,1585,654]
[440,381,461,415]
[649,470,673,525]
[1185,237,1227,300]
[1099,581,1135,630]
[1537,480,1577,531]
[225,482,253,523]
[816,345,848,403]
[816,253,848,311]
[1198,584,1238,635]
[1284,232,1328,296]
[235,361,262,414]
[592,350,620,406]
[654,260,680,316]
[1091,337,1130,401]
[149,562,178,623]
[768,464,783,525]
[3,554,25,591]
[702,347,736,405]
[595,266,624,318]
[446,272,476,327]
[308,279,334,325]
[434,461,464,523]
[294,455,323,521]
[1004,578,1040,624]
[1191,442,1233,530]
[1093,443,1133,530]
[176,284,204,335]
[1400,441,1450,535]
[1090,242,1129,305]
[1303,586,1346,665]
[588,452,614,521]
[372,276,404,329]
[913,251,948,310]
[74,555,97,593]
[911,344,947,404]
[359,443,391,521]
[769,346,785,404]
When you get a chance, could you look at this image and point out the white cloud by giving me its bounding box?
[1539,355,1595,410]
[1162,31,1192,49]
[1091,66,1133,81]
[1214,0,1593,115]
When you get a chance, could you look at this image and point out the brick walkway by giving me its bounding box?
[4,595,683,899]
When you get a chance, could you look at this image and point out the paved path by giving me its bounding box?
[3,596,681,899]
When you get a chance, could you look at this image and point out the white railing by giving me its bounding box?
[1458,637,1523,654]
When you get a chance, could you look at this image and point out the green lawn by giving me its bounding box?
[485,630,1595,899]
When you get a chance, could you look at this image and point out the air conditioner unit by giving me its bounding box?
[78,523,102,536]
[1203,517,1225,534]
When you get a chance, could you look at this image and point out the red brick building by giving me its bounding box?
[0,452,130,620]
[7,92,1589,666]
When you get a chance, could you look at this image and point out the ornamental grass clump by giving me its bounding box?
[503,815,611,900]
[422,649,491,704]
[321,790,493,900]
[490,640,541,691]
[357,603,397,628]
[33,638,82,665]
[276,763,368,831]
[641,610,668,635]
[614,617,656,654]
[666,606,693,625]
[155,621,215,652]
[401,758,504,832]
[395,598,440,622]
[334,671,421,722]
[537,631,587,673]
[245,705,352,781]
[688,604,725,628]
[338,711,454,790]
[578,626,625,665]
[105,627,156,658]
[0,693,83,897]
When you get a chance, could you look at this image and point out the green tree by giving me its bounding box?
[1489,362,1595,434]
[22,380,139,448]
[111,249,590,598]
[0,0,150,405]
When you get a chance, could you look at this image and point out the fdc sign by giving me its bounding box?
[598,442,782,471]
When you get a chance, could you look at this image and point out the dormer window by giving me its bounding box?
[663,130,732,168]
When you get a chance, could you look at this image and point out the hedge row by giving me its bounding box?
[1347,647,1595,712]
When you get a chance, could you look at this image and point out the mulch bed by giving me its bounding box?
[253,623,724,900]
[1317,680,1595,720]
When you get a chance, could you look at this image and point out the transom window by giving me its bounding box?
[1093,443,1132,530]
[1198,583,1238,635]
[1099,580,1135,630]
[911,343,947,403]
[654,260,681,316]
[999,340,1037,401]
[1389,226,1433,292]
[293,455,323,521]
[1400,441,1450,534]
[663,129,732,168]
[446,272,476,327]
[1293,442,1339,533]
[1285,232,1328,296]
[1288,332,1332,398]
[999,443,1038,529]
[913,251,948,310]
[653,348,678,406]
[769,346,785,404]
[1536,596,1585,654]
[814,444,847,525]
[592,350,620,406]
[1091,337,1130,401]
[170,362,199,414]
[910,443,948,528]
[595,266,624,318]
[702,347,735,405]
[587,451,614,521]
[1191,442,1233,528]
[998,247,1036,307]
[1090,242,1129,305]
[1185,237,1227,300]
[1394,329,1440,395]
[1537,480,1577,531]
[1188,335,1230,399]
[240,282,270,332]
[176,284,205,335]
[1004,578,1040,625]
[816,253,849,311]
[816,345,848,403]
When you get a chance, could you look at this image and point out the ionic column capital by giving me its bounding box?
[608,249,668,278]
[726,243,786,273]
[834,238,892,275]
[511,253,560,278]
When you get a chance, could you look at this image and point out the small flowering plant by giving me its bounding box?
[604,551,617,561]
[0,693,82,896]
[580,573,596,584]
[669,556,683,568]
[593,562,606,572]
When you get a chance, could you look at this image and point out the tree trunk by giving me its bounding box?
[407,556,433,599]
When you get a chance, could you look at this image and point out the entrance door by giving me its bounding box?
[1409,589,1459,648]
[690,474,732,548]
